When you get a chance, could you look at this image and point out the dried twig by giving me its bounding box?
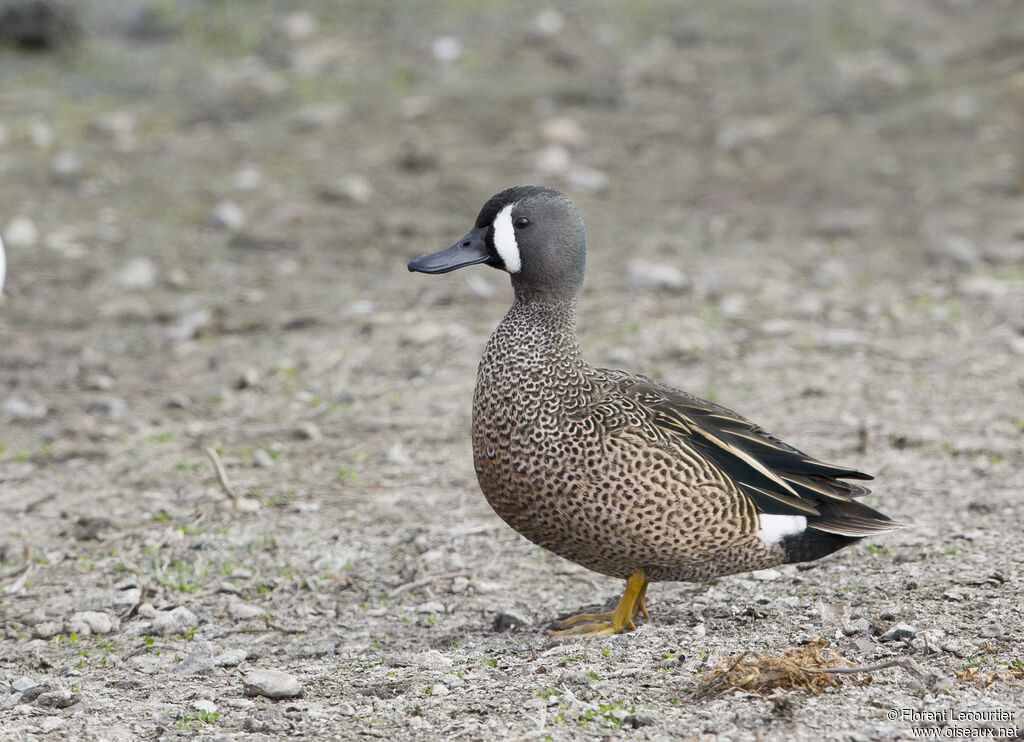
[205,446,240,511]
[388,570,471,599]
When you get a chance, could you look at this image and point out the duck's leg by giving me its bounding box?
[552,568,648,636]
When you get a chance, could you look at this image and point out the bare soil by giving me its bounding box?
[1,1,1023,740]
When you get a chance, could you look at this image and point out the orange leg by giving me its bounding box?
[552,568,649,637]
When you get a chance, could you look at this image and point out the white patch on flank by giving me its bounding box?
[0,234,6,296]
[757,514,807,548]
[492,203,521,274]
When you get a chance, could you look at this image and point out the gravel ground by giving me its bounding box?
[1,1,1023,740]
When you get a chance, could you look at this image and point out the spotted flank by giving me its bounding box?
[407,186,902,635]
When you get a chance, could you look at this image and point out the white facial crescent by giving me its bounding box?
[492,203,521,274]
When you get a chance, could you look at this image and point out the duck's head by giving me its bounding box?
[408,186,586,303]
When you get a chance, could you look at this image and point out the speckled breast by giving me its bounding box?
[470,302,781,583]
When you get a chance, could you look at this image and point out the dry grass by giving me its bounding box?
[695,638,856,698]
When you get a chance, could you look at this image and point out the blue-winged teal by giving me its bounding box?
[408,186,900,636]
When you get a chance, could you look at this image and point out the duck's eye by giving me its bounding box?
[514,217,530,229]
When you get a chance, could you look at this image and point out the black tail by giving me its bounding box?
[781,500,903,564]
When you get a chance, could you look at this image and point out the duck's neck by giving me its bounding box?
[482,298,585,376]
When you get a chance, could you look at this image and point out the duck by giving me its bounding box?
[408,186,901,636]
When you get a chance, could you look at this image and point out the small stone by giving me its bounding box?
[136,603,157,618]
[386,442,411,466]
[624,710,656,728]
[450,576,469,594]
[242,669,303,699]
[815,209,879,238]
[431,36,462,63]
[111,586,142,607]
[540,116,588,148]
[33,622,60,639]
[750,569,781,582]
[208,201,246,231]
[535,144,571,175]
[280,11,315,41]
[842,617,872,637]
[291,103,345,131]
[819,328,867,348]
[174,641,215,675]
[252,448,275,469]
[715,117,783,151]
[565,165,608,194]
[51,150,82,178]
[3,394,48,419]
[415,650,454,670]
[398,95,434,119]
[493,611,530,632]
[192,699,218,715]
[319,175,372,204]
[626,260,691,292]
[67,611,117,636]
[115,257,157,289]
[89,111,135,149]
[4,216,39,248]
[236,368,260,389]
[693,623,707,637]
[10,677,38,693]
[416,601,445,615]
[531,8,565,37]
[228,600,265,621]
[215,648,248,667]
[35,690,79,709]
[879,622,916,642]
[294,422,322,441]
[429,683,449,697]
[151,606,198,635]
[926,234,980,267]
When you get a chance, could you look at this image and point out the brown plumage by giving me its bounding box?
[409,186,901,635]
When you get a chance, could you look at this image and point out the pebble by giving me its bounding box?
[192,699,218,715]
[35,690,79,709]
[493,611,530,631]
[431,36,462,63]
[535,144,571,175]
[280,11,315,41]
[291,103,346,131]
[626,260,691,292]
[4,216,39,248]
[252,448,275,469]
[51,150,82,178]
[115,257,157,289]
[531,8,566,38]
[10,677,37,693]
[32,622,60,639]
[3,394,48,419]
[208,201,246,231]
[624,710,657,728]
[89,111,136,149]
[565,165,608,194]
[293,422,322,441]
[416,601,446,615]
[429,683,449,697]
[750,569,781,582]
[215,648,248,668]
[151,606,198,635]
[228,600,265,621]
[540,116,588,148]
[878,622,916,642]
[67,611,118,636]
[242,669,303,699]
[842,618,872,637]
[415,650,454,670]
[319,175,372,204]
[926,234,980,267]
[174,641,215,675]
[815,208,879,238]
[450,576,470,594]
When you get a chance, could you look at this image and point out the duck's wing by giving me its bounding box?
[621,378,900,537]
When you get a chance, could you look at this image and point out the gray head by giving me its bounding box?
[408,186,586,303]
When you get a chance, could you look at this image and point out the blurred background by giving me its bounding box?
[1,0,1022,736]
